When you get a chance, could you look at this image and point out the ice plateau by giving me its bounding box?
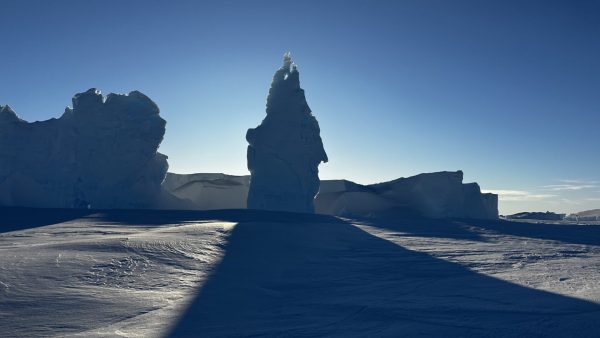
[246,53,328,213]
[0,89,175,209]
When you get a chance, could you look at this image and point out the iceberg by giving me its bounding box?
[316,171,499,220]
[246,53,328,213]
[163,171,498,219]
[0,89,174,209]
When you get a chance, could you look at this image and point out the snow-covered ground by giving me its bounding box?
[1,209,599,337]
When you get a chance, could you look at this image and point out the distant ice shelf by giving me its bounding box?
[163,170,499,220]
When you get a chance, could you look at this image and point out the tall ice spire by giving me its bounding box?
[246,53,328,213]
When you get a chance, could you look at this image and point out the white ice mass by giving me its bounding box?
[246,53,328,213]
[317,171,498,219]
[0,89,175,209]
[163,171,499,219]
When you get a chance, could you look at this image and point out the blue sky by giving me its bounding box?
[1,0,598,214]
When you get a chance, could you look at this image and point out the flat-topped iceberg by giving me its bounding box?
[316,171,498,219]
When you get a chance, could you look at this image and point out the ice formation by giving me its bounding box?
[246,53,328,213]
[315,171,498,219]
[506,211,566,221]
[163,171,498,219]
[566,209,600,222]
[163,173,250,210]
[0,89,173,209]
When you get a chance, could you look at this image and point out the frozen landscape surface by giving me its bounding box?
[1,208,600,337]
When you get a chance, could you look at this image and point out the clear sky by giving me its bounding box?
[1,0,598,215]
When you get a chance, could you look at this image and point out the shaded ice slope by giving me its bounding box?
[363,170,498,219]
[162,173,249,209]
[1,209,600,337]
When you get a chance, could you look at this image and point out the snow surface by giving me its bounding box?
[246,53,328,213]
[1,208,600,337]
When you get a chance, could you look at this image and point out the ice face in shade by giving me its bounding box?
[0,89,172,209]
[246,53,328,213]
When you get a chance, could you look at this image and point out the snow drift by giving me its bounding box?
[246,53,328,213]
[0,89,175,209]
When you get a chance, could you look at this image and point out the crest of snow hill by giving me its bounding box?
[0,55,498,219]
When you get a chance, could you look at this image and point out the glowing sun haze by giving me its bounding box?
[0,0,598,215]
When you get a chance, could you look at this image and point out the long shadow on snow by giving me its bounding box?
[457,218,600,247]
[359,216,600,247]
[0,207,94,234]
[349,216,489,242]
[168,213,600,337]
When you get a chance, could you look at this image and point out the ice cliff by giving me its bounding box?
[0,89,175,209]
[246,53,328,213]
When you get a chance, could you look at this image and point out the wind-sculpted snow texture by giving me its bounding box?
[0,89,169,209]
[246,53,328,213]
[2,209,600,337]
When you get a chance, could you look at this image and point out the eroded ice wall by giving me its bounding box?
[0,89,171,209]
[246,53,328,213]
